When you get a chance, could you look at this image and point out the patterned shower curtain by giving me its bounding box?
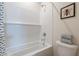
[0,2,6,56]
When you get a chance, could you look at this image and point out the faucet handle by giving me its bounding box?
[43,32,46,37]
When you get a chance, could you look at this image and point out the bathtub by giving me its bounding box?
[6,23,53,56]
[7,41,53,56]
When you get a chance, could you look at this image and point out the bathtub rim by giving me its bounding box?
[24,45,52,56]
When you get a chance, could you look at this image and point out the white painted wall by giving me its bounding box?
[40,3,53,46]
[52,2,79,55]
[5,2,41,25]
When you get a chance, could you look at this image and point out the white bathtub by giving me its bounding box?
[7,42,53,56]
[6,23,53,56]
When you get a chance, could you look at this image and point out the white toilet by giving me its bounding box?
[56,40,78,56]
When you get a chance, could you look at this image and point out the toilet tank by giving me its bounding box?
[56,41,78,56]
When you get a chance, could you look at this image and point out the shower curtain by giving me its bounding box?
[0,2,5,56]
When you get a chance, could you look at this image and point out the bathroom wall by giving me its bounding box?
[40,2,53,46]
[5,2,41,25]
[52,2,79,55]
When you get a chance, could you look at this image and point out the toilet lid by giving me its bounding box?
[56,40,78,48]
